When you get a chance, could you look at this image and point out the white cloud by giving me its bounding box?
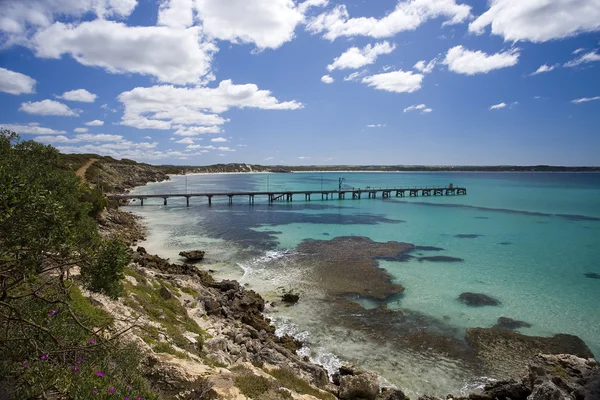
[0,0,138,37]
[298,0,329,14]
[74,127,88,133]
[443,45,519,75]
[564,51,600,67]
[211,137,227,142]
[321,75,334,84]
[175,137,196,144]
[306,0,472,40]
[118,80,302,132]
[55,143,190,162]
[572,96,600,104]
[0,67,36,95]
[31,20,217,85]
[217,146,235,152]
[530,64,558,76]
[366,124,386,128]
[158,0,194,28]
[1,122,65,135]
[344,70,368,81]
[298,156,309,159]
[75,133,123,142]
[85,120,104,126]
[33,135,79,144]
[143,136,152,139]
[19,99,78,116]
[173,126,222,136]
[573,48,586,55]
[237,144,247,147]
[57,88,97,102]
[489,102,507,110]
[403,104,432,113]
[193,0,304,49]
[469,0,600,43]
[413,59,437,74]
[327,41,395,71]
[361,70,423,93]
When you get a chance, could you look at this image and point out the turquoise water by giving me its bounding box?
[127,172,600,397]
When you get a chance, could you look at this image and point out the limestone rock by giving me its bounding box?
[179,250,205,262]
[339,371,380,400]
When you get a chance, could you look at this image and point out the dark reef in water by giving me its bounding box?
[584,272,600,279]
[474,216,489,219]
[418,256,464,262]
[458,292,501,306]
[414,246,445,251]
[498,241,512,245]
[294,236,413,300]
[493,317,532,330]
[455,234,483,239]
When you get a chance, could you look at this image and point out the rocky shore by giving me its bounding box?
[92,203,599,399]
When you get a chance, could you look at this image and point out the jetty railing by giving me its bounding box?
[108,185,467,206]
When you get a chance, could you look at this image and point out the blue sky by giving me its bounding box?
[1,0,599,166]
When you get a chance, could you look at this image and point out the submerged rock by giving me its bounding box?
[414,246,445,251]
[418,256,464,262]
[179,250,205,262]
[281,291,300,304]
[455,234,483,239]
[294,236,413,301]
[493,317,532,330]
[584,272,600,279]
[465,328,594,380]
[458,292,501,307]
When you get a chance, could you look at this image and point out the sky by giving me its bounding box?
[0,0,599,166]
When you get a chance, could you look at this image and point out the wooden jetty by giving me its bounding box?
[108,185,467,206]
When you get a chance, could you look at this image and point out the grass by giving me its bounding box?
[152,342,190,359]
[233,373,273,399]
[181,286,199,297]
[69,285,113,327]
[122,276,207,354]
[269,368,336,400]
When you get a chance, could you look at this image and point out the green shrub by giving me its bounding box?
[269,368,336,400]
[234,373,273,399]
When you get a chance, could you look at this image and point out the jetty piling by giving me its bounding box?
[112,185,466,206]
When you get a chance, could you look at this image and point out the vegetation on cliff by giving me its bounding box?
[0,130,157,398]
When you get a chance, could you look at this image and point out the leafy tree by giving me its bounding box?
[0,129,157,398]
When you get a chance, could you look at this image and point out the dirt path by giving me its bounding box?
[75,158,98,182]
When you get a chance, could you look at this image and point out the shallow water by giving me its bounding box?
[127,172,600,397]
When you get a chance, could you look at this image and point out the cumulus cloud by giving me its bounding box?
[404,104,432,113]
[175,137,196,144]
[413,59,437,74]
[564,51,600,68]
[211,137,227,142]
[1,122,66,135]
[0,0,138,37]
[443,45,519,75]
[572,96,600,104]
[489,102,507,110]
[118,80,302,133]
[193,0,304,49]
[361,70,424,93]
[57,88,97,102]
[74,127,88,133]
[298,0,329,14]
[19,99,78,116]
[469,0,600,43]
[158,0,194,28]
[0,67,36,95]
[327,41,395,71]
[75,133,123,142]
[530,64,558,76]
[217,146,235,152]
[31,20,217,85]
[85,120,104,126]
[321,75,334,84]
[307,0,472,40]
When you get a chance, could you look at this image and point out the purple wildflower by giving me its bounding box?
[76,359,83,364]
[92,389,98,395]
[40,354,48,360]
[95,371,105,377]
[89,338,95,344]
[23,362,29,368]
[47,310,57,317]
[56,337,61,342]
[137,396,142,400]
[72,365,79,371]
[109,387,115,393]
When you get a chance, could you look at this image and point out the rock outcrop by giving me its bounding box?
[465,328,594,380]
[458,292,501,307]
[179,250,205,262]
[493,316,532,330]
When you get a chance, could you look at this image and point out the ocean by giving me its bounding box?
[126,171,600,397]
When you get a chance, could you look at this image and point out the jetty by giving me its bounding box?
[109,185,466,206]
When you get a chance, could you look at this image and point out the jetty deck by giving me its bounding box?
[109,185,466,206]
